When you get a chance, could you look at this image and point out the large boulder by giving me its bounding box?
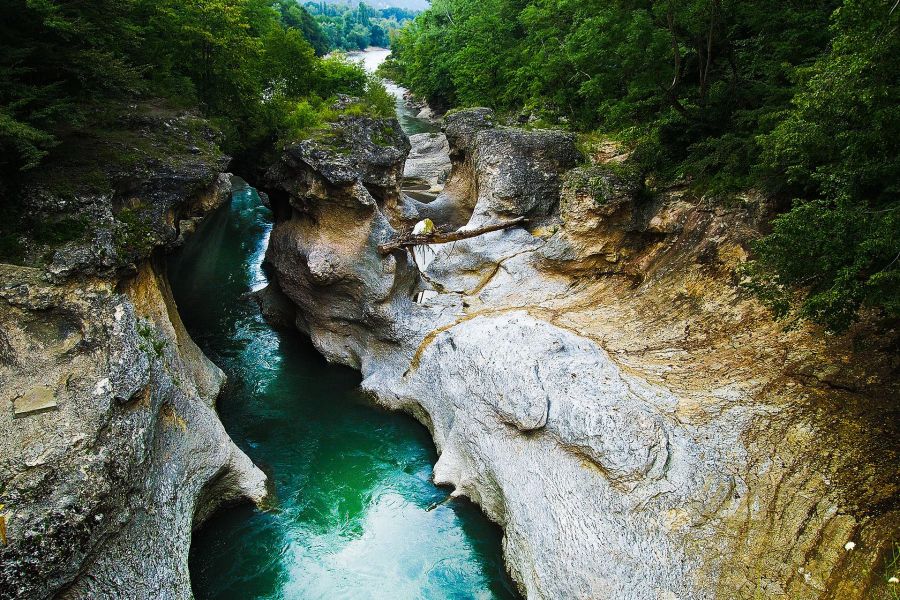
[0,108,266,600]
[443,107,496,157]
[0,264,266,600]
[9,110,232,282]
[429,109,580,228]
[403,133,451,190]
[262,116,420,369]
[276,118,409,194]
[470,127,580,225]
[382,312,738,598]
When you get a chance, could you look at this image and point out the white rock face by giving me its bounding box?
[367,312,746,598]
[263,109,900,599]
[404,133,451,190]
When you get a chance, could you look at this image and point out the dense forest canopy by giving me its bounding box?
[310,0,428,7]
[303,1,419,50]
[387,0,899,332]
[273,0,333,55]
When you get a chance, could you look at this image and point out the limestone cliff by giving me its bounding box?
[0,110,266,599]
[261,110,900,599]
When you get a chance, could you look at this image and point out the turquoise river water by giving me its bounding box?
[170,67,518,598]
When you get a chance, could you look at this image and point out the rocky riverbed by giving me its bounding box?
[259,108,900,599]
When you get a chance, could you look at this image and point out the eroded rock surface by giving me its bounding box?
[262,108,900,599]
[404,133,451,191]
[262,115,420,369]
[0,112,266,599]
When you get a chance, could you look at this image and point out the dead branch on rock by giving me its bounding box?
[378,217,526,255]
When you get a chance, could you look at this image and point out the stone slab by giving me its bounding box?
[13,386,58,417]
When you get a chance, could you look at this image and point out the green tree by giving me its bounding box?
[390,0,898,331]
[749,0,899,331]
[303,1,419,51]
[274,0,329,55]
[261,26,319,99]
[0,0,391,178]
[0,0,146,172]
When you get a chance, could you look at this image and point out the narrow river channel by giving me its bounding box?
[172,48,518,600]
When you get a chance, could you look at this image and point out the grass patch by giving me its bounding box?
[137,320,167,358]
[114,207,158,260]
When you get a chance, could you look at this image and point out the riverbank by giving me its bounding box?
[348,47,440,135]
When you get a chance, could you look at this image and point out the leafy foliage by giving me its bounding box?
[391,0,838,186]
[0,0,146,172]
[302,2,419,51]
[0,0,387,175]
[0,0,395,267]
[274,0,331,55]
[280,76,396,141]
[748,0,899,331]
[390,0,899,331]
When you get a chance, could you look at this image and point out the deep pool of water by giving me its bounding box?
[170,182,518,599]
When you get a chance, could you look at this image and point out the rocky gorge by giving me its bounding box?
[0,98,897,600]
[259,108,900,599]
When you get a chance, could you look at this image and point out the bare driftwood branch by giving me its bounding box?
[378,217,526,255]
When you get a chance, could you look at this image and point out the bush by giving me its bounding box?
[748,0,899,331]
[314,55,369,98]
[363,79,396,118]
[278,76,397,145]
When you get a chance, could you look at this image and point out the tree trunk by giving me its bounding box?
[378,217,526,255]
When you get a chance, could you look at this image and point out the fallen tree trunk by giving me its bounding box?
[378,217,526,255]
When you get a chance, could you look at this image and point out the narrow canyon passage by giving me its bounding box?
[3,2,896,597]
[169,182,516,598]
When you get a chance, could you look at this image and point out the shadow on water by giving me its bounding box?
[171,181,519,599]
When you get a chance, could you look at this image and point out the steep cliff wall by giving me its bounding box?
[261,110,900,599]
[0,110,267,599]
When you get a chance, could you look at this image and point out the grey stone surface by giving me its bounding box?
[17,115,235,283]
[273,116,410,191]
[262,109,900,600]
[403,133,451,189]
[469,127,580,225]
[374,312,741,598]
[263,115,421,369]
[443,108,496,157]
[0,265,266,600]
[0,119,265,599]
[13,387,58,417]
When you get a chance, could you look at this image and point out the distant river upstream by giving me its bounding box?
[349,47,440,135]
